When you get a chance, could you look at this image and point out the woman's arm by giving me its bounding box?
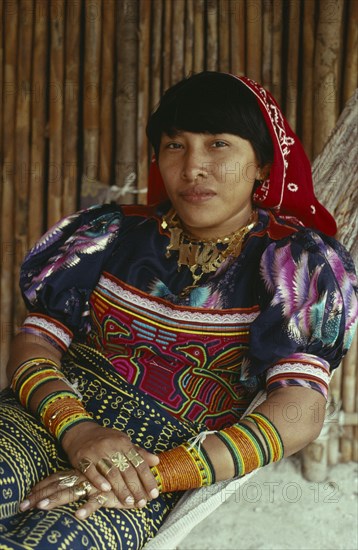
[7,332,64,411]
[152,385,326,489]
[202,386,326,481]
[9,332,159,517]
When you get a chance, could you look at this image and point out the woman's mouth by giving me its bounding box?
[179,187,216,203]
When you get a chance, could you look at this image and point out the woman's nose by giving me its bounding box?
[181,151,209,182]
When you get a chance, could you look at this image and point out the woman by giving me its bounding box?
[0,72,357,549]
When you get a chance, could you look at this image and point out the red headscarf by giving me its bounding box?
[147,75,337,236]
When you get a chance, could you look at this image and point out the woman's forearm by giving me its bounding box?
[202,386,326,482]
[153,386,327,490]
[7,332,63,382]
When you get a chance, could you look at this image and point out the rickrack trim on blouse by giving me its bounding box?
[22,314,73,350]
[266,361,331,385]
[99,274,260,324]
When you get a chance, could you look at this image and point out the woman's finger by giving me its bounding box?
[75,455,113,493]
[126,448,160,501]
[20,470,80,511]
[96,452,147,507]
[21,479,89,512]
[75,491,127,520]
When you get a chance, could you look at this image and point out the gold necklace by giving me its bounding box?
[161,208,258,291]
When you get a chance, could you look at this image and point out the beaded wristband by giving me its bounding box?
[151,440,216,492]
[42,395,93,441]
[217,414,284,477]
[11,358,60,392]
[244,412,284,463]
[37,390,78,419]
[19,370,66,408]
[11,357,93,443]
[216,422,266,477]
[152,416,284,493]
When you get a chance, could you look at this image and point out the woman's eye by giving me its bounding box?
[166,142,183,149]
[212,140,228,148]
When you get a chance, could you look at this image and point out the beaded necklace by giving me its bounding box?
[161,208,258,293]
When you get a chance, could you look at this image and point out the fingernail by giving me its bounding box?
[101,482,111,492]
[137,499,147,508]
[19,500,30,511]
[150,488,159,499]
[38,499,50,509]
[125,496,135,505]
[77,509,87,518]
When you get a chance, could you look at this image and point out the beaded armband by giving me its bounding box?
[151,440,215,492]
[11,357,93,443]
[217,412,284,477]
[152,414,284,493]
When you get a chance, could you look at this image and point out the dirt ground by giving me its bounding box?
[178,457,358,550]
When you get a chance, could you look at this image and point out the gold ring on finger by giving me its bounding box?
[73,484,88,499]
[58,474,80,488]
[95,493,108,506]
[58,470,76,481]
[126,449,144,468]
[76,480,93,496]
[110,451,130,472]
[78,458,92,474]
[97,458,114,477]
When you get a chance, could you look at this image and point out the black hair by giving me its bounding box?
[146,71,274,168]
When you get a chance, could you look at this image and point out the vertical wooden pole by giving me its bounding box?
[99,0,116,186]
[0,0,18,386]
[327,364,343,466]
[137,0,151,202]
[150,0,163,108]
[184,0,194,76]
[207,0,218,71]
[115,0,138,202]
[48,0,65,226]
[340,331,357,462]
[162,0,172,90]
[246,0,262,82]
[271,0,283,105]
[193,0,204,73]
[342,0,358,106]
[13,0,34,331]
[63,0,82,216]
[285,0,300,132]
[230,0,245,76]
[262,0,273,91]
[301,0,315,160]
[313,0,344,157]
[29,0,49,245]
[0,1,3,178]
[171,0,185,83]
[83,0,101,191]
[218,0,230,73]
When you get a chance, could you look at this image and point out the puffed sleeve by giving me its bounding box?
[248,230,358,399]
[19,204,124,352]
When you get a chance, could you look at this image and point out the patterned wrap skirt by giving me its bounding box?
[0,344,207,550]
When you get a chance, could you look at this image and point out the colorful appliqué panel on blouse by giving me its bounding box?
[86,272,261,430]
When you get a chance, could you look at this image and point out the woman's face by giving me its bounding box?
[158,131,259,239]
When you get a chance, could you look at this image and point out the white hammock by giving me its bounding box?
[143,90,358,550]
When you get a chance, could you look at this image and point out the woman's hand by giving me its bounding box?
[60,422,160,510]
[19,469,132,520]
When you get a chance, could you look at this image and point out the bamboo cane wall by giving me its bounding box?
[0,0,357,467]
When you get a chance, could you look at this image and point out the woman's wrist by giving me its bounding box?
[60,419,98,453]
[11,356,93,444]
[152,414,284,493]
